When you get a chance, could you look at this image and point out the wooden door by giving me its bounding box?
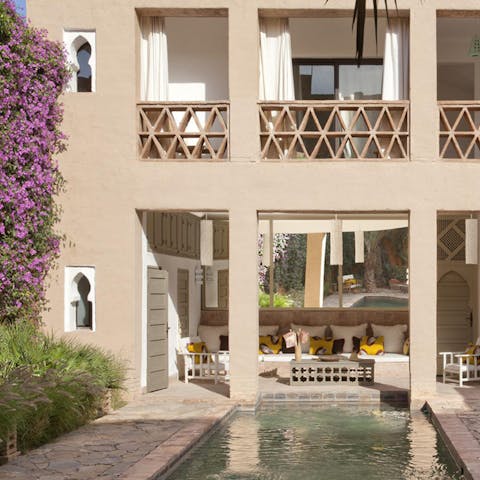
[437,271,471,374]
[177,269,189,338]
[147,267,169,392]
[218,269,229,309]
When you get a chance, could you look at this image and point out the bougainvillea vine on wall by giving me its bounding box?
[0,0,69,322]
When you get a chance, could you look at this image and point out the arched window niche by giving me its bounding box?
[64,266,96,331]
[63,30,96,93]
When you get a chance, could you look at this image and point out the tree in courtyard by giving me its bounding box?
[0,1,69,323]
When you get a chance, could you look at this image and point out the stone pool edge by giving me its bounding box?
[119,404,237,480]
[426,401,480,480]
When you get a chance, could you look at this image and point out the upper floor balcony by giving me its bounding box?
[133,10,480,163]
[438,14,480,161]
[135,11,413,163]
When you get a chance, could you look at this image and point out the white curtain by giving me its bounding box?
[382,18,409,101]
[140,16,169,101]
[259,18,295,101]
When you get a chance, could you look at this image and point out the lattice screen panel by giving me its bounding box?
[439,103,480,160]
[259,101,409,161]
[138,102,229,161]
[437,217,466,261]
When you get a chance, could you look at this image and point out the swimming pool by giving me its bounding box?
[163,404,461,480]
[352,296,408,308]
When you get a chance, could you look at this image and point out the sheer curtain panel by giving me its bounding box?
[140,16,169,101]
[259,18,295,101]
[382,18,409,101]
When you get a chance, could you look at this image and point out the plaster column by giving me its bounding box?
[228,3,261,162]
[409,5,438,162]
[409,208,437,404]
[229,207,259,402]
[304,233,326,307]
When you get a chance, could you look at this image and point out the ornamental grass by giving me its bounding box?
[0,322,126,452]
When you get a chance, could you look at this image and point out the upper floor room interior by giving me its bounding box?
[62,9,480,161]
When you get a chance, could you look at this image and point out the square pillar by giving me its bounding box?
[410,5,438,161]
[409,208,437,403]
[228,3,260,162]
[229,207,259,402]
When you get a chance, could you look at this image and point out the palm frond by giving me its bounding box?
[325,0,397,64]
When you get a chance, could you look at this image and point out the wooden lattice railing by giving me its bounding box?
[439,102,480,160]
[259,101,409,161]
[138,102,229,161]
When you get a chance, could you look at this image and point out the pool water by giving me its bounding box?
[164,404,462,480]
[352,296,408,308]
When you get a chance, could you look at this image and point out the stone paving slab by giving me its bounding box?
[427,384,480,480]
[0,381,235,480]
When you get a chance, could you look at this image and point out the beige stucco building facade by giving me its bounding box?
[27,0,480,404]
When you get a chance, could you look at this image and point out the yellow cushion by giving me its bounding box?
[187,341,208,364]
[403,338,410,356]
[464,344,480,365]
[359,336,384,356]
[309,337,334,355]
[259,335,282,354]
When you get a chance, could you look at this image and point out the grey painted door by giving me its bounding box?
[177,269,189,338]
[437,271,471,374]
[147,267,168,392]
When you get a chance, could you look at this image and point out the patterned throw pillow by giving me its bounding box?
[403,338,410,355]
[464,344,480,365]
[187,341,208,364]
[259,335,282,354]
[354,336,384,356]
[309,337,334,355]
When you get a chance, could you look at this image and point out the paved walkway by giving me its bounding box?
[427,382,480,480]
[0,381,234,480]
[2,378,480,480]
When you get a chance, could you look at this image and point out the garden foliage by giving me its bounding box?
[0,0,69,322]
[0,321,126,451]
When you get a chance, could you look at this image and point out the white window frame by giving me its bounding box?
[64,266,96,332]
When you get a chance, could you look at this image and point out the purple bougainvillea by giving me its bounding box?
[0,0,69,322]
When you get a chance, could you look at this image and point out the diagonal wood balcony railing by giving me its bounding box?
[439,102,480,160]
[259,101,410,161]
[138,102,229,161]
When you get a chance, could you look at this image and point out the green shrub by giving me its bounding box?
[0,322,126,451]
[258,290,294,308]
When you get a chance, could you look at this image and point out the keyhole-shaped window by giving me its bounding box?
[63,30,96,93]
[76,42,92,92]
[73,274,93,328]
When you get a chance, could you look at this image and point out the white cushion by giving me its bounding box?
[371,324,407,353]
[197,325,228,353]
[259,325,279,336]
[330,323,367,353]
[291,323,327,353]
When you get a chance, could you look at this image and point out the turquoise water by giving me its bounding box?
[352,296,408,308]
[164,404,462,480]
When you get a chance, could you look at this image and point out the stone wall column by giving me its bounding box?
[409,5,437,162]
[229,207,259,402]
[409,208,437,404]
[228,2,260,162]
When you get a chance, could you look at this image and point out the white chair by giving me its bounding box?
[439,350,480,387]
[177,337,229,384]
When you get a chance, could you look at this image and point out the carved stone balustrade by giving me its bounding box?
[138,102,229,161]
[439,102,480,160]
[259,101,410,161]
